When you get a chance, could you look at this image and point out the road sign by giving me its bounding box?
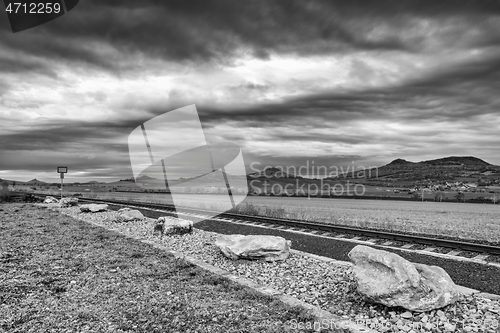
[57,166,68,173]
[57,166,68,200]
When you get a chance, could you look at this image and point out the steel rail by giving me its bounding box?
[31,193,500,256]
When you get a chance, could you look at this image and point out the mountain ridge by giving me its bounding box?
[2,156,498,185]
[356,156,499,183]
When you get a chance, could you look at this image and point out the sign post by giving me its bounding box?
[57,167,68,200]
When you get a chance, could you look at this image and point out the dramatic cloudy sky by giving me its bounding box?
[1,0,500,182]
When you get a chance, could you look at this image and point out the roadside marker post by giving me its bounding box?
[57,167,68,200]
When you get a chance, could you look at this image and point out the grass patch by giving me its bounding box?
[227,202,288,219]
[0,204,323,332]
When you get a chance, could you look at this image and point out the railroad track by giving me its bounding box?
[5,195,26,203]
[2,192,39,203]
[32,195,497,259]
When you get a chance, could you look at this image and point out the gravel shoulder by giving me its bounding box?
[195,218,500,296]
[48,203,500,333]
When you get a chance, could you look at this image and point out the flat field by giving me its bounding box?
[70,191,500,244]
[242,196,500,244]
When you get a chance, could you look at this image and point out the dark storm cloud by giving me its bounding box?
[0,28,123,72]
[2,0,499,73]
[2,0,500,180]
[0,149,126,171]
[0,55,57,77]
[229,81,272,92]
[0,107,166,178]
[0,117,144,153]
[195,51,500,128]
[0,118,137,178]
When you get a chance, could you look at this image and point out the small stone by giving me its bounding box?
[80,204,108,213]
[443,323,455,331]
[401,324,411,332]
[43,196,59,204]
[400,311,413,319]
[59,197,78,207]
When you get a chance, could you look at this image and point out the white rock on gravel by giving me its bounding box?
[79,204,108,213]
[349,245,461,312]
[215,234,291,262]
[59,197,78,207]
[44,196,59,204]
[115,208,144,222]
[157,216,193,235]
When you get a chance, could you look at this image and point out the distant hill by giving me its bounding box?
[172,170,247,186]
[421,156,491,166]
[0,178,21,185]
[387,158,414,166]
[137,175,157,180]
[2,156,497,189]
[247,157,499,183]
[25,178,48,185]
[332,156,499,183]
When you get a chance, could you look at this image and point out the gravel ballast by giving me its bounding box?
[50,204,500,333]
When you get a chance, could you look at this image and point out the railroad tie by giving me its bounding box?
[446,249,462,256]
[471,254,489,261]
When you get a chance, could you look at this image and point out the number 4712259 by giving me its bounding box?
[5,2,61,14]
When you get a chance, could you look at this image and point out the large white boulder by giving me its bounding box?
[215,234,291,262]
[59,197,78,207]
[348,245,461,312]
[44,196,59,204]
[79,204,108,213]
[115,207,144,222]
[156,216,193,235]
